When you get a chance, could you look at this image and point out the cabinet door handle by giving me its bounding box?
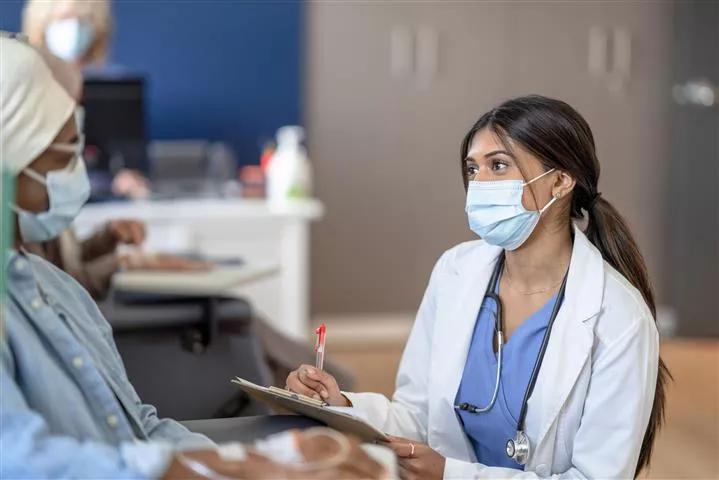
[588,26,609,77]
[613,27,632,79]
[391,25,413,78]
[416,26,439,86]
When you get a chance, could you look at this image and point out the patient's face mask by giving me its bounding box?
[12,115,90,243]
[465,169,558,250]
[45,17,95,61]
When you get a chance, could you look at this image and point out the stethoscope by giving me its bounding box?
[454,252,568,466]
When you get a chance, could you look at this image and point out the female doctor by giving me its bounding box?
[287,95,668,479]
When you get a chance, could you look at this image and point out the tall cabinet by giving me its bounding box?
[305,2,673,318]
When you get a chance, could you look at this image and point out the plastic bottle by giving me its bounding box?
[266,126,313,207]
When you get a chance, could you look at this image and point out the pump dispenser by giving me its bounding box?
[266,126,313,207]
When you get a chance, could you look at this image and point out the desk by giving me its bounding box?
[74,198,324,340]
[182,415,322,444]
[111,263,280,296]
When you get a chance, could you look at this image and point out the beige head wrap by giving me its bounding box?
[0,35,75,175]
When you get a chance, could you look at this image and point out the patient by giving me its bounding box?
[0,35,383,479]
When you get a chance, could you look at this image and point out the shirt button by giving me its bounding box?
[72,356,84,369]
[31,297,43,310]
[106,415,118,428]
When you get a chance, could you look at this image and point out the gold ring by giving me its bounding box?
[409,443,415,458]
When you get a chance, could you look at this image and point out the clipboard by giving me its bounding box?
[231,377,389,443]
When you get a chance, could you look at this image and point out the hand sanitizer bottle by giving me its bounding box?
[266,126,313,208]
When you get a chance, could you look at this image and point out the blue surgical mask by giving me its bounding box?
[12,146,90,243]
[465,169,558,250]
[45,18,95,61]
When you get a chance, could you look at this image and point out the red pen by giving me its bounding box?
[314,323,327,370]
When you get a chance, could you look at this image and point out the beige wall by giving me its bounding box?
[305,2,673,317]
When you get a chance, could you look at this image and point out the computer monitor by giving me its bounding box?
[81,76,147,175]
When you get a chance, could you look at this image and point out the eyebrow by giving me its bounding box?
[483,149,515,159]
[464,149,516,163]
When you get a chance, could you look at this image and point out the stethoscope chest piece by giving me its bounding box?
[506,430,530,465]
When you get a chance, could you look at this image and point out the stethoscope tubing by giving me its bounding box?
[455,252,569,434]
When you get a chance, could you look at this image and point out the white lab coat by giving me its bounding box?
[345,225,659,479]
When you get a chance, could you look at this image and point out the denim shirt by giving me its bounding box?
[1,252,213,479]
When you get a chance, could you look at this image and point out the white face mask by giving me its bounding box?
[465,169,558,250]
[12,111,91,243]
[45,18,95,61]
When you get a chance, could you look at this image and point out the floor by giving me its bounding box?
[331,330,718,479]
[640,340,718,479]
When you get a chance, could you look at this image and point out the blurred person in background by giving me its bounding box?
[21,0,110,101]
[0,35,385,480]
[288,95,668,479]
[23,0,111,70]
[23,0,151,199]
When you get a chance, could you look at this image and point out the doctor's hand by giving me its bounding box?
[384,436,445,480]
[286,364,350,407]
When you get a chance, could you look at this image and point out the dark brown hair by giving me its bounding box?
[460,95,669,476]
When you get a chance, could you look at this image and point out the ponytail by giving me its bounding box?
[584,195,670,477]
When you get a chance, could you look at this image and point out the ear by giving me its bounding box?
[552,171,576,200]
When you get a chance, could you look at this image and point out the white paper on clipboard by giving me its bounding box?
[231,377,388,443]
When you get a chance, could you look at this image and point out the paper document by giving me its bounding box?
[231,377,388,443]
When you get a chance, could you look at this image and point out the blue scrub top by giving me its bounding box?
[455,279,558,469]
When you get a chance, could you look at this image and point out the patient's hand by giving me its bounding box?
[162,450,287,479]
[286,364,350,407]
[295,430,387,479]
[163,429,386,479]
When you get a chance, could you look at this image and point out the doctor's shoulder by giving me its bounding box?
[431,239,499,278]
[593,259,659,349]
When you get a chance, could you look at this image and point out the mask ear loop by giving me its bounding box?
[539,193,560,214]
[522,168,559,214]
[20,167,47,185]
[48,108,85,155]
[522,168,556,187]
[21,144,82,186]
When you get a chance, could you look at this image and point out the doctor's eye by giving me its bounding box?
[491,159,509,173]
[465,163,479,177]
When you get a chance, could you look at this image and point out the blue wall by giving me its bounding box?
[0,1,302,165]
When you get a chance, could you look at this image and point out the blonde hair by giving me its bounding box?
[22,0,112,65]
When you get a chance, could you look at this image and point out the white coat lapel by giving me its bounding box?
[525,226,604,457]
[431,242,501,459]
